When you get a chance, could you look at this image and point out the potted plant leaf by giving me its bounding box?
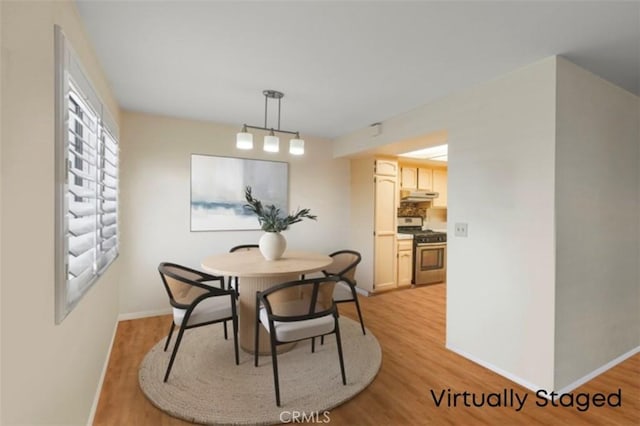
[244,186,317,260]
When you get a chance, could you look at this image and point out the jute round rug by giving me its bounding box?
[139,317,382,425]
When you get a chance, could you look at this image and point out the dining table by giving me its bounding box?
[201,249,333,354]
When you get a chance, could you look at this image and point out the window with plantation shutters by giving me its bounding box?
[55,26,119,323]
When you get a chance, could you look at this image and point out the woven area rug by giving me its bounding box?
[139,317,382,425]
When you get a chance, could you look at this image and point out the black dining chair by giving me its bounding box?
[254,276,347,406]
[322,250,365,335]
[158,262,239,382]
[227,244,260,295]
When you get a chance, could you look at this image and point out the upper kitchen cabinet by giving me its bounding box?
[401,166,434,191]
[432,169,447,208]
[400,167,418,190]
[375,159,398,177]
[417,168,433,191]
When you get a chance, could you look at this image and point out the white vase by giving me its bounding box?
[259,232,287,261]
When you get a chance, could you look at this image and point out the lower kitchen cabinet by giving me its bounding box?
[374,235,397,292]
[397,239,413,288]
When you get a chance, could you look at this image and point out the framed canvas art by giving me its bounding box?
[190,154,288,231]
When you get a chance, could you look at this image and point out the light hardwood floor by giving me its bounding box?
[94,284,639,425]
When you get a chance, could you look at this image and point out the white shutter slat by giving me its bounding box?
[69,184,96,199]
[68,128,97,153]
[69,167,97,183]
[101,201,116,213]
[102,224,117,238]
[101,213,117,226]
[67,268,95,305]
[69,201,96,217]
[104,150,118,164]
[69,89,98,126]
[103,175,117,189]
[102,188,117,201]
[96,247,117,273]
[103,138,117,156]
[68,248,95,277]
[103,162,117,178]
[69,216,95,237]
[101,235,117,251]
[69,233,95,257]
[68,108,97,132]
[69,146,97,166]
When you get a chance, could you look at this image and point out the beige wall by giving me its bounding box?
[337,57,558,390]
[554,57,640,389]
[1,2,120,424]
[119,111,351,315]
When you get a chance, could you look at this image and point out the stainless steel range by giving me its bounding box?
[397,216,447,285]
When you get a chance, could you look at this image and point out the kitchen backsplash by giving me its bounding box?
[398,204,447,231]
[397,205,426,217]
[397,205,447,221]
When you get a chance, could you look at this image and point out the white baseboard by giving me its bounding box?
[118,307,172,321]
[447,343,640,396]
[555,345,640,394]
[354,286,370,297]
[446,343,545,392]
[87,319,118,426]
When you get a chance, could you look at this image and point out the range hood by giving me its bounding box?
[400,190,439,203]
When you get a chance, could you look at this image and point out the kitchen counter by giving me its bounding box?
[397,233,414,240]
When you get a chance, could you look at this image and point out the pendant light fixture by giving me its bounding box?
[236,125,253,150]
[235,90,304,155]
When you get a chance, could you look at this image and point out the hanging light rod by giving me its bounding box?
[241,124,300,137]
[236,90,305,155]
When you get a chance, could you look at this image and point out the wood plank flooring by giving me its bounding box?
[94,284,639,425]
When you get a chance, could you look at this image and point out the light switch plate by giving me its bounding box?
[454,223,468,237]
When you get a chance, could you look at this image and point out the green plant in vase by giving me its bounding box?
[244,186,317,260]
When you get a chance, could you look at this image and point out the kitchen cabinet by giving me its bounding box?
[417,168,433,191]
[349,157,398,294]
[397,239,413,288]
[374,163,398,292]
[401,166,433,191]
[375,159,398,177]
[432,169,447,208]
[400,167,418,190]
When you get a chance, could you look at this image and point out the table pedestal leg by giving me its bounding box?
[238,273,300,355]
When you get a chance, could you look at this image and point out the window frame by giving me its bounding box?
[54,25,119,324]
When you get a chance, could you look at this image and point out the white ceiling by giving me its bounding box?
[76,1,640,139]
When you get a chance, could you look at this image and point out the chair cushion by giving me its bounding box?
[173,295,233,327]
[332,280,355,302]
[259,305,335,343]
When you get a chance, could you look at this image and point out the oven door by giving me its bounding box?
[414,243,447,285]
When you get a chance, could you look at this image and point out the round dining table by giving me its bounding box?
[201,250,333,354]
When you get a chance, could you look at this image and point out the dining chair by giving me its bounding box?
[227,244,260,295]
[322,250,365,335]
[254,276,347,406]
[158,262,239,382]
